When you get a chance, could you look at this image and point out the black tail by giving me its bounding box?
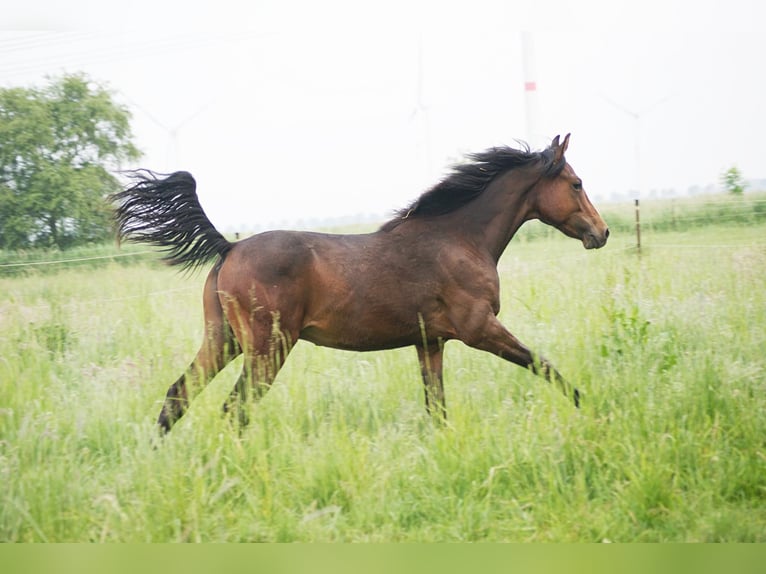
[111,170,233,272]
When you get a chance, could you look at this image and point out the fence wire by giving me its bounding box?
[0,249,156,269]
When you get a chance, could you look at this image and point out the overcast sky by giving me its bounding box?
[3,0,765,231]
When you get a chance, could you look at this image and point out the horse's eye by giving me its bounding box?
[572,181,583,191]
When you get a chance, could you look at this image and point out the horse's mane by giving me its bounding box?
[380,141,564,231]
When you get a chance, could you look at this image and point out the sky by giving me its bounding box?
[2,0,765,232]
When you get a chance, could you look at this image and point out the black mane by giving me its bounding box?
[380,142,563,231]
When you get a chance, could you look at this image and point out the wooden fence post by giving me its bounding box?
[635,198,642,254]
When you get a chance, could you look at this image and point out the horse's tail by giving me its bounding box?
[111,170,233,272]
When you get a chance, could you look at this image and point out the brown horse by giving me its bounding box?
[112,134,608,433]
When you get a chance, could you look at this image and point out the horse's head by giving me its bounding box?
[530,134,609,249]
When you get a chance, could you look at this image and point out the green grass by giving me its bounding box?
[1,219,765,541]
[0,242,159,277]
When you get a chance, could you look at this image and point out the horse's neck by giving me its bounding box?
[456,171,537,262]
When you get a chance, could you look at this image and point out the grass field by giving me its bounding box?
[1,213,765,541]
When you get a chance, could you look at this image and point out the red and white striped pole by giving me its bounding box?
[522,31,541,148]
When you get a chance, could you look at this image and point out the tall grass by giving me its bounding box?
[0,242,159,277]
[1,220,764,541]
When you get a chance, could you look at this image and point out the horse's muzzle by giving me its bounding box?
[583,228,609,249]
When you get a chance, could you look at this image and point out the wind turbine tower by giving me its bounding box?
[522,31,542,148]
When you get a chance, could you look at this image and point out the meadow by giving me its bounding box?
[1,197,765,542]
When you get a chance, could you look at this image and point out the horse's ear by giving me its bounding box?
[552,133,570,164]
[561,133,571,153]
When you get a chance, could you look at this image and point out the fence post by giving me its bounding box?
[634,198,642,254]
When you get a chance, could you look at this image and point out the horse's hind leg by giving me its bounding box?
[222,309,297,429]
[416,342,447,421]
[157,267,241,433]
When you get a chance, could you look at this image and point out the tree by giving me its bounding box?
[0,74,141,249]
[720,165,747,196]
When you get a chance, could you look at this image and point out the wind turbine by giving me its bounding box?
[124,94,216,169]
[601,93,673,198]
[410,33,432,180]
[522,31,542,149]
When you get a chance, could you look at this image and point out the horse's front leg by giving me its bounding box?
[461,314,580,407]
[416,341,447,420]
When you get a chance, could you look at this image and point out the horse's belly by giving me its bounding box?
[299,294,454,352]
[300,331,416,352]
[299,317,420,352]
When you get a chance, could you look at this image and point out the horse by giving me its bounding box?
[111,134,609,434]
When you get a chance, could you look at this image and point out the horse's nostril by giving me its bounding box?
[605,228,610,239]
